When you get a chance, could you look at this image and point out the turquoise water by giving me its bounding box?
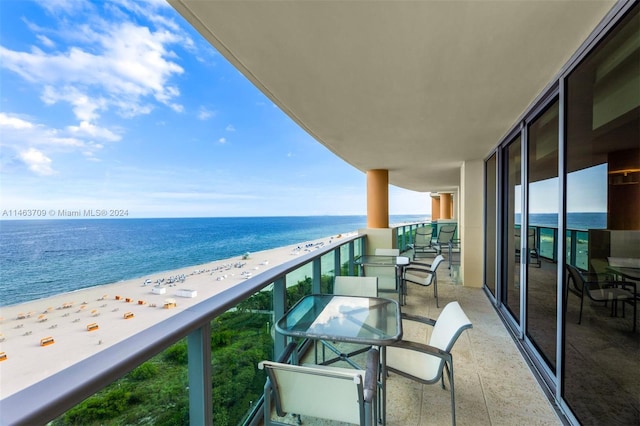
[0,215,425,307]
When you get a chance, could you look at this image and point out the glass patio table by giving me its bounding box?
[276,294,403,425]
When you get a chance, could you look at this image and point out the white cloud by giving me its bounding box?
[67,121,121,142]
[218,138,227,144]
[198,107,215,120]
[82,151,101,162]
[35,0,88,15]
[0,112,110,175]
[42,85,107,122]
[19,148,56,175]
[226,124,235,132]
[36,35,55,48]
[0,113,34,130]
[0,7,188,123]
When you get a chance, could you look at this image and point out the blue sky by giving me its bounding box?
[0,0,430,219]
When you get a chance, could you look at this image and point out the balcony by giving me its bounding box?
[0,226,561,425]
[384,267,560,425]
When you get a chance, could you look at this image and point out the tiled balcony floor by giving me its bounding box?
[270,262,563,425]
[385,265,562,425]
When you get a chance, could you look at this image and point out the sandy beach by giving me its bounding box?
[0,233,353,399]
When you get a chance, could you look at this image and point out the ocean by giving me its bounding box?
[0,215,425,307]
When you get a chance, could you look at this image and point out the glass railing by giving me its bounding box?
[518,225,593,270]
[395,221,437,252]
[0,234,366,425]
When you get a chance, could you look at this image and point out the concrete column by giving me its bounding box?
[431,195,440,221]
[367,169,389,229]
[440,193,452,219]
[460,160,484,288]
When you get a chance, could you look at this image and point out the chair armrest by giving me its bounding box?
[390,339,451,362]
[276,341,298,364]
[404,266,432,277]
[407,261,433,269]
[400,312,436,326]
[364,348,379,402]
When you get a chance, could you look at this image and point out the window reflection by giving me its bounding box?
[564,5,639,424]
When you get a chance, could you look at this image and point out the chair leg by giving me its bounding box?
[448,360,456,426]
[578,291,584,325]
[441,363,449,390]
[434,274,439,309]
[629,298,637,333]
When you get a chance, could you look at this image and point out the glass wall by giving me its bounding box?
[485,4,638,424]
[564,5,639,424]
[526,100,559,371]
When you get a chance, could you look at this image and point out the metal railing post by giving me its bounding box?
[188,323,212,426]
[312,258,322,293]
[273,277,287,356]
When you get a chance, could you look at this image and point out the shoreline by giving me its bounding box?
[0,232,354,399]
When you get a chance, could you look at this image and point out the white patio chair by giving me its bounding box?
[403,254,445,307]
[362,248,403,302]
[386,301,472,426]
[412,226,436,259]
[260,348,379,425]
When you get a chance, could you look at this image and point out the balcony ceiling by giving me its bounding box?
[169,0,616,193]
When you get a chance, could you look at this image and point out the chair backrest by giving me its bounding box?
[363,265,396,290]
[436,225,456,244]
[527,227,537,250]
[375,248,400,256]
[414,227,434,246]
[362,249,400,291]
[589,258,609,276]
[334,276,378,297]
[429,301,473,351]
[566,264,585,294]
[430,255,445,272]
[424,302,473,378]
[259,361,366,425]
[411,255,444,286]
[390,301,472,383]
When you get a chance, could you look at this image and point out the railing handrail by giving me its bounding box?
[0,234,362,426]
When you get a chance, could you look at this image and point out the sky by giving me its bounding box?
[0,0,430,219]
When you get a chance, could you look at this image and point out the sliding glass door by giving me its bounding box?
[563,6,639,423]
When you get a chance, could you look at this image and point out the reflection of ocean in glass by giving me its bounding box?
[515,212,607,269]
[516,212,607,229]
